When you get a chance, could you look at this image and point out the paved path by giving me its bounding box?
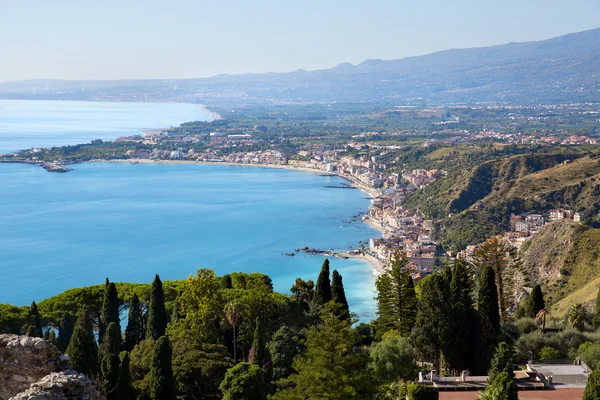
[440,389,584,400]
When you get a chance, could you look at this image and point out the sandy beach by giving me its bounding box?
[198,105,222,121]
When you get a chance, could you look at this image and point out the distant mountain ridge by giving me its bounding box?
[1,27,599,105]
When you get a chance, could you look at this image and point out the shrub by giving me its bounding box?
[515,318,538,335]
[579,342,600,368]
[406,383,439,400]
[539,346,561,360]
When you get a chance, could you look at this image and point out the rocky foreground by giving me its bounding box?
[0,335,102,400]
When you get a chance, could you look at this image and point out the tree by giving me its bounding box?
[224,300,243,361]
[568,303,586,331]
[149,336,176,400]
[29,301,43,337]
[25,325,36,337]
[411,274,451,374]
[267,326,297,382]
[527,285,545,318]
[100,322,121,357]
[479,371,518,400]
[57,312,74,352]
[290,278,314,312]
[583,361,600,400]
[219,362,269,400]
[147,275,168,341]
[375,249,417,337]
[369,332,418,384]
[66,308,99,376]
[125,293,145,351]
[535,309,552,332]
[101,281,120,344]
[478,265,501,334]
[116,352,136,400]
[251,317,266,366]
[331,270,349,316]
[273,303,374,400]
[314,259,332,305]
[101,354,120,400]
[593,286,600,329]
[488,342,514,383]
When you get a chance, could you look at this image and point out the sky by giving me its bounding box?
[0,0,599,82]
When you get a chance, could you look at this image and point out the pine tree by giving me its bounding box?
[29,301,43,337]
[101,353,120,400]
[583,361,600,400]
[149,336,176,400]
[375,273,395,334]
[478,265,501,334]
[147,275,168,340]
[331,270,349,316]
[125,294,144,351]
[67,308,99,376]
[315,259,332,305]
[100,281,120,343]
[57,312,74,352]
[100,322,121,357]
[116,352,136,400]
[488,342,515,383]
[527,284,545,318]
[251,317,266,366]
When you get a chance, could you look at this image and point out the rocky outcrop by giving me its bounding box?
[9,371,102,400]
[0,334,103,400]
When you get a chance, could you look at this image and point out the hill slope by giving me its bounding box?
[1,28,599,105]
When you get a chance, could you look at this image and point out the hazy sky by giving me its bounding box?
[1,0,599,81]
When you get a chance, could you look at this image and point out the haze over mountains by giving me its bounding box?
[1,27,598,105]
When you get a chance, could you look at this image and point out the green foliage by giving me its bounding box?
[290,278,314,312]
[478,265,501,334]
[101,281,120,342]
[129,338,155,398]
[125,293,144,351]
[149,336,176,400]
[29,301,43,337]
[100,322,121,357]
[406,383,439,400]
[101,354,120,400]
[578,342,600,368]
[527,285,546,319]
[267,326,297,382]
[273,304,374,400]
[67,308,99,376]
[251,316,266,366]
[315,259,332,305]
[583,361,600,400]
[480,371,518,400]
[568,303,587,331]
[375,250,417,337]
[116,352,136,400]
[331,269,349,316]
[369,333,418,383]
[57,312,74,352]
[539,346,561,360]
[488,342,514,383]
[147,275,168,341]
[219,362,269,400]
[0,304,29,334]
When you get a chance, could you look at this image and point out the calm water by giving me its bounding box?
[0,162,378,320]
[0,100,207,153]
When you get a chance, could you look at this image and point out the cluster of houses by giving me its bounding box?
[401,169,444,189]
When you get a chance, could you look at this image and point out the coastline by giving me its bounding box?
[198,104,222,121]
[101,158,388,274]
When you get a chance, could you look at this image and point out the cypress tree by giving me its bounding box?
[488,342,515,383]
[478,265,501,334]
[29,301,43,337]
[583,361,600,400]
[315,259,332,305]
[124,294,144,351]
[100,322,121,357]
[251,317,266,366]
[528,284,545,318]
[116,352,136,400]
[101,354,120,400]
[146,275,168,340]
[149,336,176,400]
[99,278,110,344]
[222,274,233,289]
[57,312,74,352]
[67,308,99,376]
[100,281,120,343]
[331,269,349,315]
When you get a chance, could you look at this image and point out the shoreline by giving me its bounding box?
[198,104,222,121]
[101,158,388,274]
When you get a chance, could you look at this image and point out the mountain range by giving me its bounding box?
[1,27,598,105]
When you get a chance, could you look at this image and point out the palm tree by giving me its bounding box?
[535,309,552,332]
[568,303,586,331]
[224,300,242,361]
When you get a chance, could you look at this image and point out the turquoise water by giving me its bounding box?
[0,100,207,153]
[0,162,378,320]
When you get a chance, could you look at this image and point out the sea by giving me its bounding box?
[0,100,378,321]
